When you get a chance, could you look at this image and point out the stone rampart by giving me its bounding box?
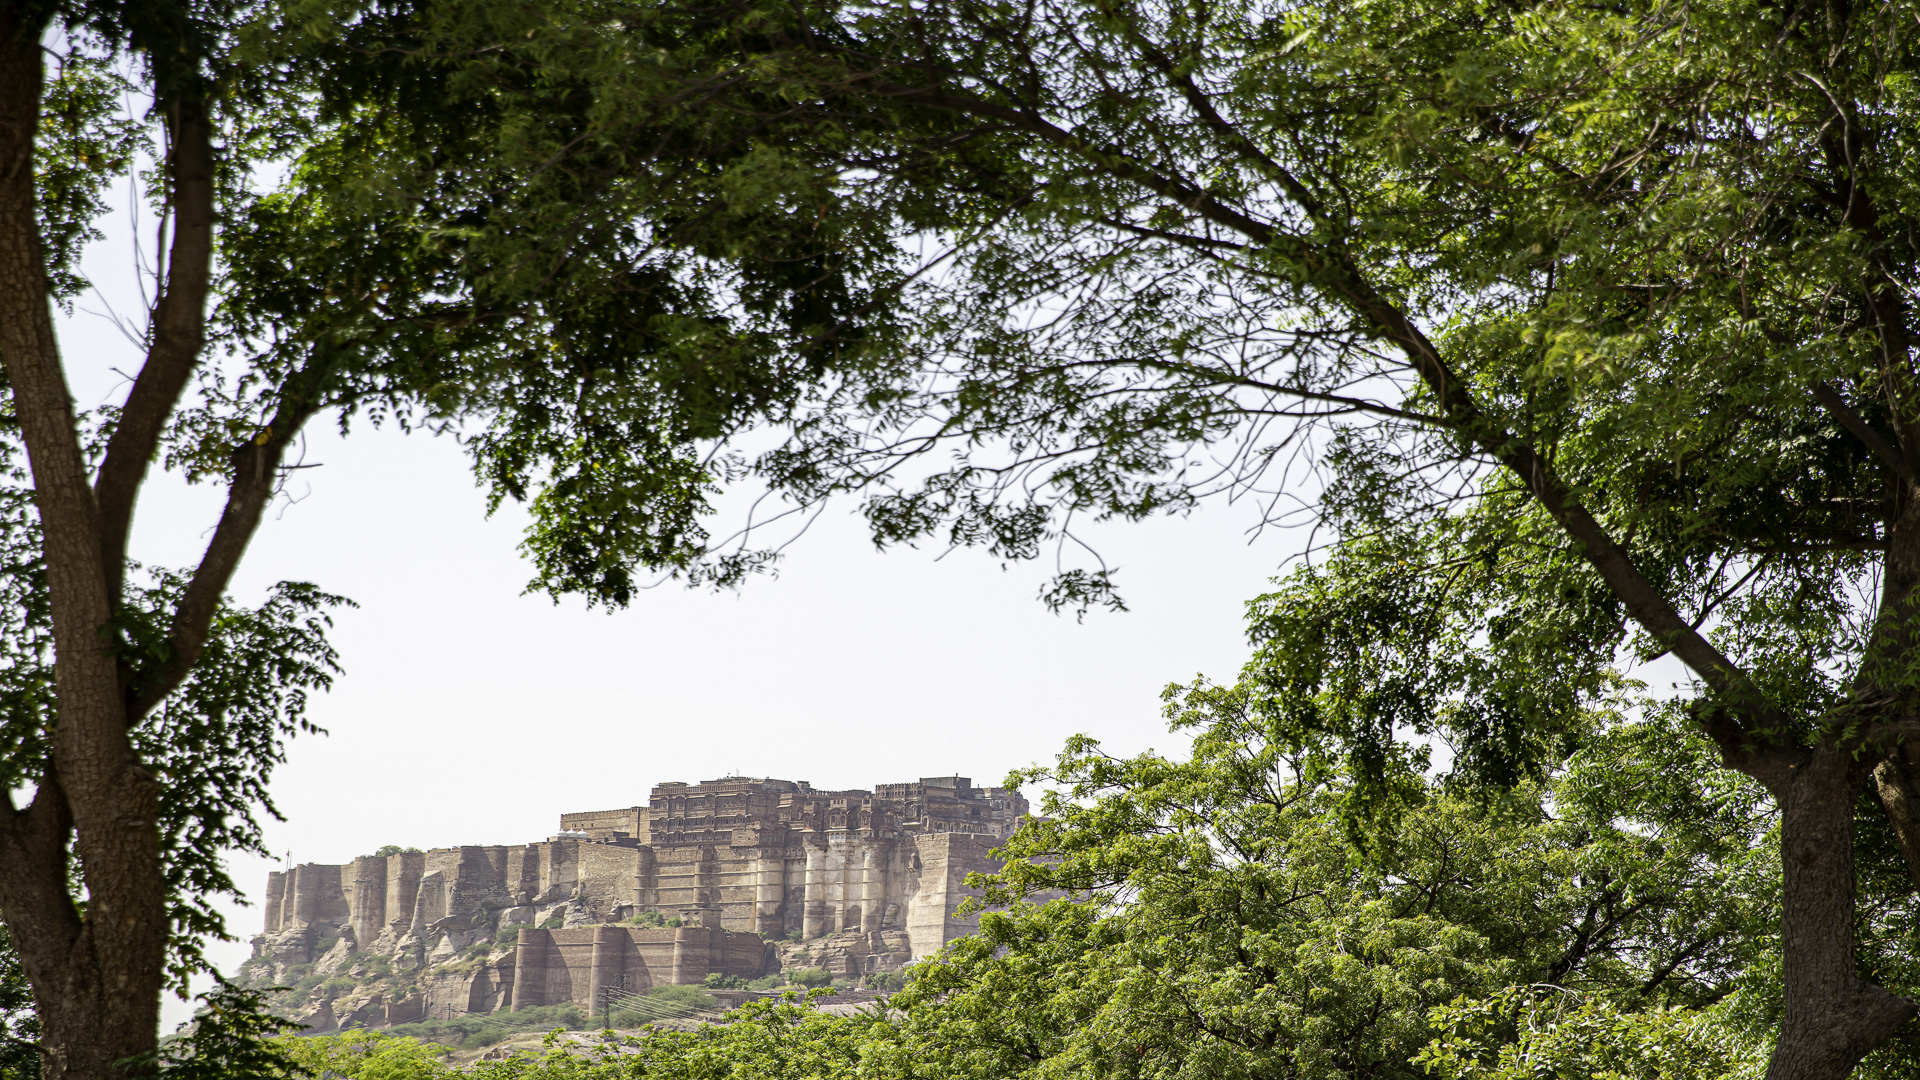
[505,925,768,1013]
[250,773,1031,1032]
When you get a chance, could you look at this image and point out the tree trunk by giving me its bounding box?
[0,10,165,1078]
[1871,748,1920,892]
[1763,744,1915,1080]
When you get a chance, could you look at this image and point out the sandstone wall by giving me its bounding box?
[263,871,285,933]
[561,807,648,843]
[576,842,646,918]
[383,851,426,936]
[265,830,1007,962]
[506,925,766,1013]
[904,833,1000,959]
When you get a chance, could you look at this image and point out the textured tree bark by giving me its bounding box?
[0,12,166,1078]
[1761,747,1915,1080]
[1872,749,1920,892]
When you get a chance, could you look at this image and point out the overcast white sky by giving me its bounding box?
[50,200,1306,1029]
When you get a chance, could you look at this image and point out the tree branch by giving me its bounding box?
[1811,380,1916,488]
[93,95,216,608]
[127,377,326,719]
[853,70,1792,746]
[0,773,84,1017]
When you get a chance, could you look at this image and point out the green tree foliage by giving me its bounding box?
[226,671,1895,1076]
[3,0,891,1072]
[1417,989,1763,1080]
[277,1031,447,1077]
[888,692,1791,1079]
[784,969,833,990]
[0,925,36,1080]
[281,998,879,1080]
[0,403,345,1051]
[141,982,306,1080]
[268,0,1920,1072]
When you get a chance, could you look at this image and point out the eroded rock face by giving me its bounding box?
[333,993,388,1030]
[778,929,913,982]
[294,1000,337,1034]
[314,925,357,974]
[557,899,597,929]
[256,925,317,967]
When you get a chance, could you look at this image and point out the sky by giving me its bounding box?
[51,197,1306,1030]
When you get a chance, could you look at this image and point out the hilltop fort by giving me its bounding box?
[240,775,1028,1032]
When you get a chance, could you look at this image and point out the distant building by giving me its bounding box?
[248,775,1030,1031]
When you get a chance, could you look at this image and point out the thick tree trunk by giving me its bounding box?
[0,11,166,1078]
[1762,745,1915,1080]
[1871,748,1920,891]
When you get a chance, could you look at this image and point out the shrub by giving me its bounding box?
[623,910,668,927]
[787,967,833,989]
[649,984,719,1010]
[747,975,787,991]
[281,1030,455,1074]
[354,1003,588,1051]
[539,916,564,930]
[278,1000,880,1078]
[703,973,746,990]
[493,928,522,949]
[784,930,803,942]
[457,1029,508,1051]
[370,845,423,858]
[865,971,903,991]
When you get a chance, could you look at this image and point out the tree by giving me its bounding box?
[291,0,1920,1074]
[0,1,853,1075]
[888,689,1800,1079]
[0,924,37,1080]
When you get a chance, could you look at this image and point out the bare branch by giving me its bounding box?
[127,376,326,719]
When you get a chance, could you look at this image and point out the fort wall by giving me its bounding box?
[254,773,1031,1030]
[501,925,767,1013]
